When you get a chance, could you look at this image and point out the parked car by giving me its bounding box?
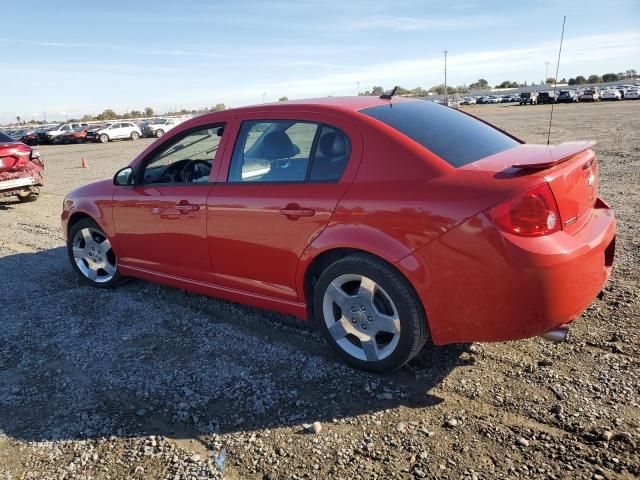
[519,92,538,105]
[0,131,44,202]
[45,123,87,143]
[35,126,57,144]
[579,89,600,102]
[87,122,142,143]
[601,89,622,100]
[57,126,90,144]
[460,97,476,105]
[557,90,579,103]
[537,91,558,104]
[60,97,616,372]
[142,117,181,138]
[624,88,640,99]
[16,128,40,146]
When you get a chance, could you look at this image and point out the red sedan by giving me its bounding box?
[61,96,615,372]
[1,131,44,202]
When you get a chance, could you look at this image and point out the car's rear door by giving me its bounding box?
[206,111,363,302]
[112,119,230,282]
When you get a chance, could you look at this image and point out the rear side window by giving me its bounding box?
[360,101,519,167]
[228,120,350,183]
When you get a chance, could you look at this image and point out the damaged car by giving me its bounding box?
[0,131,44,202]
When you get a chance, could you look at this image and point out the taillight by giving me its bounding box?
[1,156,17,169]
[487,183,561,237]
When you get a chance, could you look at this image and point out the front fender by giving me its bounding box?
[61,180,115,242]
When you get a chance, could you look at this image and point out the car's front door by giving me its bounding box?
[207,113,362,301]
[107,123,123,139]
[112,121,228,282]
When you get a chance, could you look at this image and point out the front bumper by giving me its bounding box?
[396,198,616,345]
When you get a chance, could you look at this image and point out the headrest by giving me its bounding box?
[262,131,297,160]
[319,132,347,158]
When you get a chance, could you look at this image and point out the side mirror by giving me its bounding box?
[114,167,133,186]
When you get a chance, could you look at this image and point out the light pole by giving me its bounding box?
[443,49,448,104]
[545,61,549,84]
[357,81,360,95]
[262,92,267,104]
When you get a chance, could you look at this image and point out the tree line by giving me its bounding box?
[14,104,227,126]
[9,68,637,125]
[358,69,637,97]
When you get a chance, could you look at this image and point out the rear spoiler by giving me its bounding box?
[512,141,596,170]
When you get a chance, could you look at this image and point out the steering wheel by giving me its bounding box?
[160,161,186,183]
[181,159,211,183]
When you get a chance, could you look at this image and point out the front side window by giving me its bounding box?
[140,124,224,185]
[228,120,350,183]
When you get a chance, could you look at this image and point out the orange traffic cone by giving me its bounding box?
[81,157,88,168]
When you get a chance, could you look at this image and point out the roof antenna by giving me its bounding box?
[380,86,398,100]
[546,16,566,146]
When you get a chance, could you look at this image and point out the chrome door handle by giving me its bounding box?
[175,203,199,213]
[279,207,315,218]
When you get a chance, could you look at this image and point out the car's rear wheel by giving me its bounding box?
[99,134,109,143]
[155,129,164,138]
[314,254,429,372]
[16,188,39,203]
[67,218,122,288]
[130,131,140,140]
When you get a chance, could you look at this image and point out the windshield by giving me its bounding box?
[360,101,519,167]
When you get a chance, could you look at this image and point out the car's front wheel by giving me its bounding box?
[67,218,122,288]
[99,134,109,143]
[314,254,429,372]
[155,129,164,138]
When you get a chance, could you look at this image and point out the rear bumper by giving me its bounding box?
[396,198,616,345]
[0,176,38,191]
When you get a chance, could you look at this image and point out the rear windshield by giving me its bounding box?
[0,132,15,142]
[361,101,519,167]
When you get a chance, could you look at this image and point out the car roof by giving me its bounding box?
[227,96,418,115]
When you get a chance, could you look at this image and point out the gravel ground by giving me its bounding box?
[0,101,638,480]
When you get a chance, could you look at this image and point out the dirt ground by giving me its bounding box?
[0,101,638,480]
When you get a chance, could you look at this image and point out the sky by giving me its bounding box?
[1,0,639,124]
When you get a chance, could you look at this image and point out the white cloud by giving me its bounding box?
[1,31,638,123]
[346,14,496,31]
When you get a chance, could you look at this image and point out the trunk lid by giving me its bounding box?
[462,141,599,235]
[0,141,32,173]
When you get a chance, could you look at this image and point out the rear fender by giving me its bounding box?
[295,223,413,301]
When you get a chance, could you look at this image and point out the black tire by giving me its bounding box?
[313,253,429,373]
[67,218,122,288]
[16,189,39,203]
[130,131,140,140]
[99,134,109,143]
[155,129,164,138]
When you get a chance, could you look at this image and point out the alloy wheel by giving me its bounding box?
[322,274,401,362]
[72,227,117,283]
